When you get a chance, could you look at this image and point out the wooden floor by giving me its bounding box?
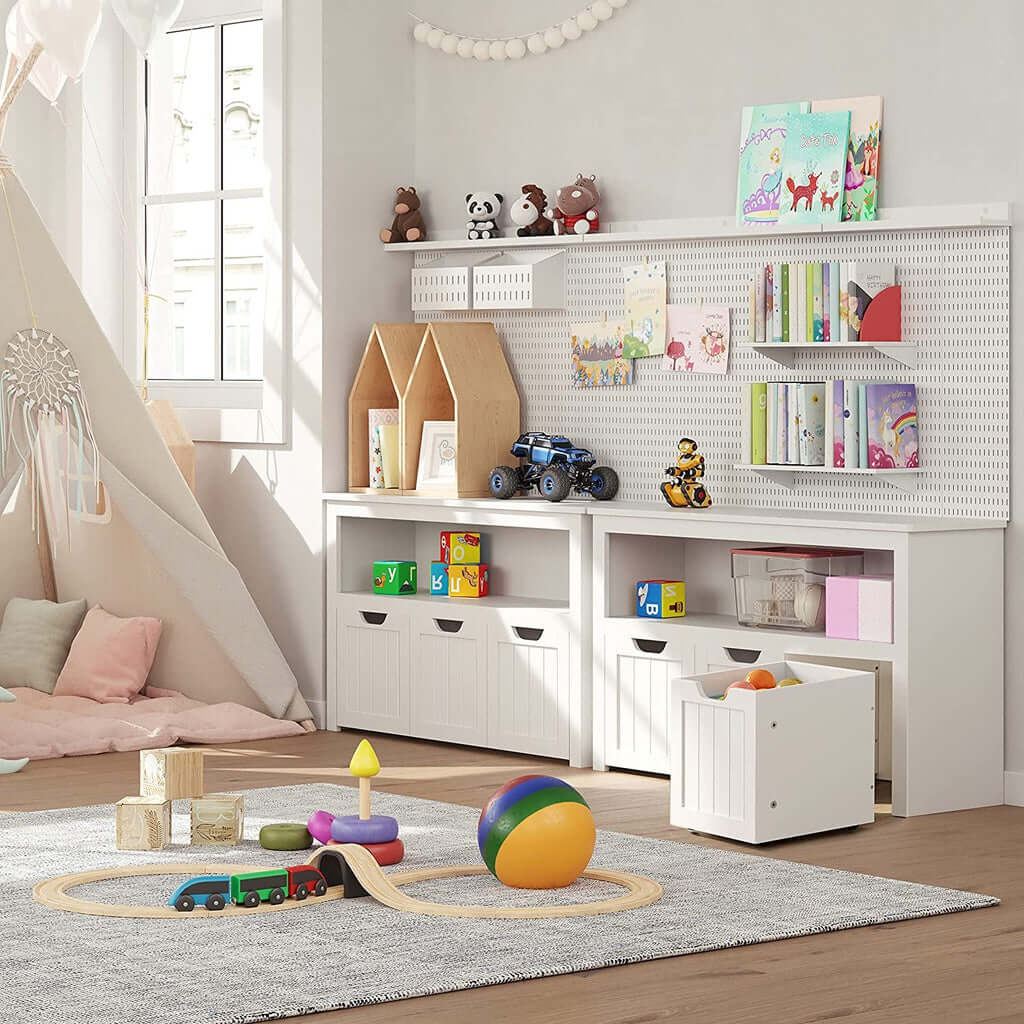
[6,731,1023,1024]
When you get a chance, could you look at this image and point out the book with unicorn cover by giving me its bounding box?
[776,111,850,226]
[865,383,918,468]
[736,102,810,226]
[812,95,882,221]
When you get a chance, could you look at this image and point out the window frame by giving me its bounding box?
[124,0,288,444]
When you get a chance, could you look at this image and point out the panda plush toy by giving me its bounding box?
[466,192,503,240]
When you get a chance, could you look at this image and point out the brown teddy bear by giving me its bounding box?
[509,184,554,237]
[380,186,426,243]
[546,174,600,235]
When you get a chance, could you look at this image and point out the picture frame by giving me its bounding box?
[416,420,457,488]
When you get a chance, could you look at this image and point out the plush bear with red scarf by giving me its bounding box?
[546,174,600,235]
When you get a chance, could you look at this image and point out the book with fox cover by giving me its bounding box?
[777,111,850,226]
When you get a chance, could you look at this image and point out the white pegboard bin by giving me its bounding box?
[413,220,1010,521]
[410,252,497,311]
[472,251,566,310]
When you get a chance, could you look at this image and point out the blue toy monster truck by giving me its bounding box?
[488,433,619,502]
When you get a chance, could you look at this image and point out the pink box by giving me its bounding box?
[826,576,893,643]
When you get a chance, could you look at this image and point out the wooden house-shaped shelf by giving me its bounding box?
[403,322,521,498]
[348,323,424,492]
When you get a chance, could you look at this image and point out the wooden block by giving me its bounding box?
[140,747,205,801]
[448,564,489,598]
[190,793,245,846]
[116,797,171,851]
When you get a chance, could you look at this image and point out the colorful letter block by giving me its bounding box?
[449,564,489,598]
[636,580,686,618]
[373,560,417,595]
[429,562,450,596]
[440,531,481,565]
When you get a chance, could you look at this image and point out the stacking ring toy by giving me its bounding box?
[330,814,399,845]
[306,810,336,845]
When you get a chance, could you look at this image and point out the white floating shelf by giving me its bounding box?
[745,342,918,368]
[735,464,923,493]
[383,203,1010,253]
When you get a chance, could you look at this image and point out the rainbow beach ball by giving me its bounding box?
[478,775,596,889]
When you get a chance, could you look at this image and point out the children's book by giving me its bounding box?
[571,321,634,387]
[858,383,869,469]
[828,261,840,344]
[663,305,731,374]
[822,262,831,343]
[788,264,799,346]
[865,382,918,468]
[777,111,851,226]
[812,262,824,342]
[755,269,765,343]
[781,264,790,342]
[812,95,882,222]
[805,263,814,342]
[771,262,783,343]
[831,380,845,467]
[797,383,826,465]
[622,262,667,357]
[786,382,800,465]
[846,263,897,341]
[750,381,768,465]
[767,382,779,463]
[843,380,860,468]
[796,263,807,343]
[736,102,811,226]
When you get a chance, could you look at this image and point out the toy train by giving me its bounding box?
[168,865,328,912]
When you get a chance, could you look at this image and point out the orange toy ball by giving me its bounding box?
[725,680,758,695]
[744,668,777,689]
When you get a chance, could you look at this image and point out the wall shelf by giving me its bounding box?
[734,464,923,493]
[745,342,918,368]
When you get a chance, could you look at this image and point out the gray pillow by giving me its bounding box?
[0,597,88,693]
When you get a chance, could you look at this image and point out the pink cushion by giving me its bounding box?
[53,607,162,704]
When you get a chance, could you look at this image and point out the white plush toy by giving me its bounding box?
[466,191,503,240]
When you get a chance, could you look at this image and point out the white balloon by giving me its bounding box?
[413,21,431,42]
[561,17,581,40]
[110,0,184,57]
[592,0,614,20]
[577,9,598,30]
[526,32,547,54]
[20,0,102,80]
[488,40,507,61]
[456,36,476,58]
[426,27,444,48]
[544,26,565,48]
[505,37,526,59]
[4,4,66,104]
[472,39,491,61]
[440,33,459,54]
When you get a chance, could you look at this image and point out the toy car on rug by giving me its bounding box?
[488,432,619,502]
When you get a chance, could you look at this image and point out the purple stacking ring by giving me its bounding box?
[329,814,399,844]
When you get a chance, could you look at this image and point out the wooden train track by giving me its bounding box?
[33,843,662,920]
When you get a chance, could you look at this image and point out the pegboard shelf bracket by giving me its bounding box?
[736,465,922,493]
[746,342,918,369]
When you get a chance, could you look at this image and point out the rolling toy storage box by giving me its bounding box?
[731,547,864,632]
[669,661,875,844]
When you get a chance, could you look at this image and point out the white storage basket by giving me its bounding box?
[410,253,497,311]
[472,250,566,310]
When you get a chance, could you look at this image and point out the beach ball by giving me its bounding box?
[478,775,595,889]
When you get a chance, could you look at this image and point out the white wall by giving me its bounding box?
[405,0,1024,780]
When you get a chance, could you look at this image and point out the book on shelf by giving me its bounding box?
[795,263,806,344]
[828,379,845,467]
[828,261,841,344]
[781,263,791,342]
[771,262,783,343]
[865,382,918,468]
[811,95,882,222]
[858,382,869,468]
[812,262,824,342]
[797,383,826,465]
[786,383,800,465]
[843,380,860,467]
[736,101,810,226]
[847,262,897,341]
[777,110,851,226]
[750,381,767,465]
[822,262,831,343]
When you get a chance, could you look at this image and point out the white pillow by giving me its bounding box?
[0,597,88,693]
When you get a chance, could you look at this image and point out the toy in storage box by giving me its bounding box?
[731,547,863,631]
[669,660,875,843]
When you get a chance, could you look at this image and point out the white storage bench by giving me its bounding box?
[669,660,875,843]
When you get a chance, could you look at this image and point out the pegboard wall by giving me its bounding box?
[416,225,1010,519]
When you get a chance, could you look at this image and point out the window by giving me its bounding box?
[144,16,264,386]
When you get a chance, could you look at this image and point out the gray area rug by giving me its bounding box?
[2,783,997,1023]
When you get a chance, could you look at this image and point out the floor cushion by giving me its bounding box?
[0,597,87,693]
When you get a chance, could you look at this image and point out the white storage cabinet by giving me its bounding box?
[669,660,875,844]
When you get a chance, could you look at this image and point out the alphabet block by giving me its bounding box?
[372,560,417,595]
[449,564,489,598]
[440,531,481,565]
[191,793,245,846]
[636,580,686,618]
[139,747,205,800]
[116,796,171,851]
[429,562,450,596]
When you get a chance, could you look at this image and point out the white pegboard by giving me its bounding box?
[416,225,1010,520]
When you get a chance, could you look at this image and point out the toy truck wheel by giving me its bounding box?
[206,894,226,911]
[269,887,286,905]
[294,884,309,901]
[314,880,328,896]
[174,895,196,912]
[589,467,619,500]
[539,468,571,502]
[489,465,520,499]
[243,892,260,908]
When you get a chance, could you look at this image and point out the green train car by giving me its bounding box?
[230,870,289,908]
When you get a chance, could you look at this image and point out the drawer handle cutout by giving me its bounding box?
[633,638,667,655]
[723,647,762,664]
[360,611,388,626]
[434,618,463,634]
[513,626,544,641]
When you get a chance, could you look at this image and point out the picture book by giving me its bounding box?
[750,382,767,465]
[858,382,869,469]
[846,263,897,341]
[828,261,840,344]
[812,262,824,342]
[777,111,851,226]
[755,269,766,342]
[776,383,789,464]
[571,321,633,387]
[865,382,918,468]
[831,380,845,467]
[663,304,731,374]
[736,101,810,226]
[822,262,831,343]
[368,407,399,488]
[843,380,860,468]
[786,382,800,465]
[771,262,782,343]
[805,263,814,342]
[781,264,790,342]
[812,95,882,221]
[797,383,826,465]
[767,382,779,463]
[622,262,667,357]
[797,263,807,343]
[788,264,799,346]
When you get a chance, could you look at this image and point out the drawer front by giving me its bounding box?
[336,603,410,734]
[700,639,788,675]
[487,618,569,759]
[604,630,696,773]
[410,611,487,746]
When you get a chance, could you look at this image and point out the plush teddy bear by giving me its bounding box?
[380,186,426,243]
[546,174,600,235]
[466,192,503,240]
[509,184,555,237]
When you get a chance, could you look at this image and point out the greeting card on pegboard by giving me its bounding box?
[662,305,731,375]
[622,261,667,357]
[571,321,634,388]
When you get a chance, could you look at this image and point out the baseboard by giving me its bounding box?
[1004,771,1024,806]
[304,699,326,731]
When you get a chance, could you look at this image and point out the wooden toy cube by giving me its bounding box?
[139,747,205,800]
[116,796,172,850]
[449,564,489,598]
[429,562,450,596]
[191,793,245,846]
[373,560,417,595]
[440,531,481,565]
[636,580,686,618]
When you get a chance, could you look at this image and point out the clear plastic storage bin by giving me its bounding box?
[731,547,863,631]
